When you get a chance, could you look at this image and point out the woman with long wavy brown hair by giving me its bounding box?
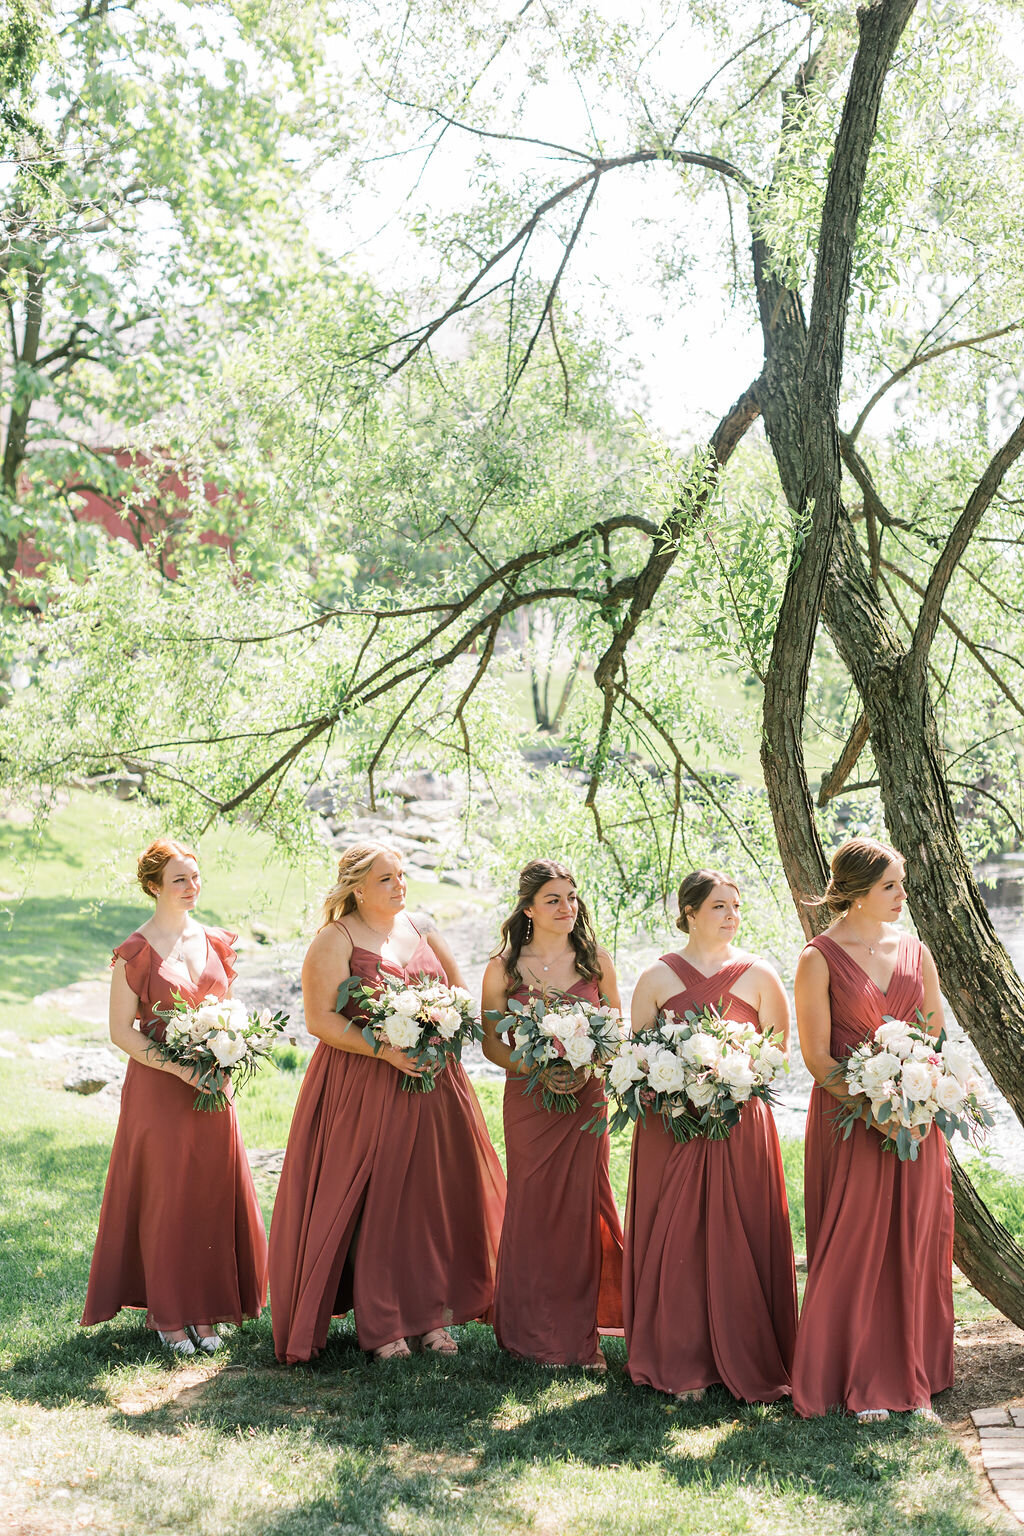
[481,858,624,1369]
[269,842,505,1363]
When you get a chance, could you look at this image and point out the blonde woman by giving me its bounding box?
[269,843,506,1363]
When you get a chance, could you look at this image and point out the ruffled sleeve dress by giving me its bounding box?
[81,926,268,1331]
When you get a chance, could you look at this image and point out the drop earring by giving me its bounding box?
[525,917,533,943]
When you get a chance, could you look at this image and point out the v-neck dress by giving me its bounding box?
[269,926,506,1361]
[792,932,954,1416]
[81,926,268,1331]
[624,953,797,1401]
[492,977,624,1365]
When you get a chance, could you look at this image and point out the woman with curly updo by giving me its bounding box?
[269,842,505,1363]
[82,839,268,1355]
[792,838,953,1421]
[624,869,796,1402]
[481,859,624,1368]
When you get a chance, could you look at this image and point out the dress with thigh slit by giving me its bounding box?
[268,924,506,1362]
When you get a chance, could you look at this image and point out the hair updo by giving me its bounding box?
[675,869,740,933]
[820,837,902,915]
[495,858,601,993]
[321,841,402,928]
[137,838,198,899]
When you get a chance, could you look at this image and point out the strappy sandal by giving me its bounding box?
[582,1349,607,1374]
[413,1328,458,1355]
[673,1387,705,1404]
[854,1408,889,1423]
[372,1338,413,1361]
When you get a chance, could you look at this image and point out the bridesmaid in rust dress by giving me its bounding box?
[82,838,268,1355]
[269,841,505,1364]
[792,837,954,1421]
[624,869,796,1402]
[481,859,624,1369]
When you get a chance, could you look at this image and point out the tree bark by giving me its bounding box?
[752,0,1024,1327]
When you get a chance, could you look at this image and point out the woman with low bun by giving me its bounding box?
[792,838,953,1421]
[623,870,796,1402]
[82,839,268,1355]
[269,842,505,1364]
[481,859,624,1369]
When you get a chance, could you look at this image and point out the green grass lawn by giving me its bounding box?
[0,801,1009,1536]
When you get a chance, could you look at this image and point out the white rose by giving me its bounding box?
[209,1030,248,1068]
[434,1006,463,1040]
[647,1049,687,1095]
[910,1039,935,1062]
[608,1054,643,1095]
[860,1051,902,1091]
[964,1073,986,1100]
[661,1020,690,1041]
[382,1012,420,1050]
[680,1032,719,1069]
[391,989,422,1017]
[900,1061,934,1101]
[513,1025,531,1049]
[759,1042,786,1071]
[191,1003,222,1040]
[935,1076,966,1113]
[563,1034,596,1070]
[451,986,473,1003]
[716,1052,756,1093]
[875,1018,911,1049]
[687,1077,718,1107]
[941,1040,974,1083]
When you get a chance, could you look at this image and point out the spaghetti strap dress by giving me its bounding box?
[492,977,624,1365]
[269,924,506,1362]
[624,953,797,1401]
[791,931,954,1416]
[81,927,268,1330]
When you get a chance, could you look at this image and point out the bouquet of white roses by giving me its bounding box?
[600,1002,788,1143]
[831,1013,993,1161]
[336,970,480,1092]
[150,995,291,1111]
[486,992,625,1112]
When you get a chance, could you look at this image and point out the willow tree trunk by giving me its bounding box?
[751,0,1024,1325]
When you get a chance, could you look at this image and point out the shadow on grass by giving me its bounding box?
[2,1317,972,1536]
[0,895,143,1004]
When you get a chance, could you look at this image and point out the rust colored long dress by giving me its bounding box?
[624,954,797,1401]
[269,926,506,1362]
[492,977,624,1365]
[81,927,268,1331]
[792,932,954,1417]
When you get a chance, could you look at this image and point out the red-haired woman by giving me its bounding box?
[481,860,624,1369]
[81,839,268,1355]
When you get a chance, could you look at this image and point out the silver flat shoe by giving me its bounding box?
[186,1325,222,1354]
[156,1330,196,1357]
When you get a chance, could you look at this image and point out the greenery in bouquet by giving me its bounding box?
[601,1002,788,1143]
[336,971,480,1092]
[150,996,292,1112]
[831,1013,994,1162]
[486,993,624,1113]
